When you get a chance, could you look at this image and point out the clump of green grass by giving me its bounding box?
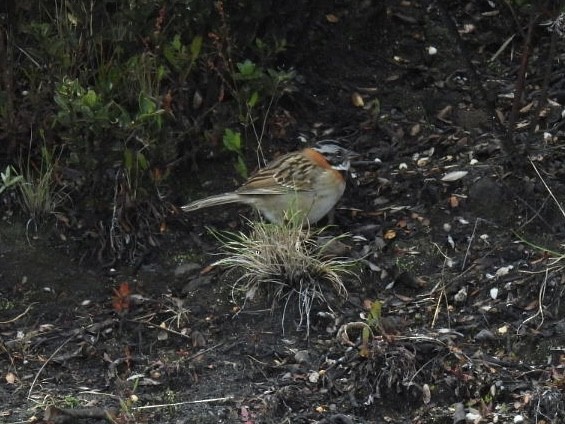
[212,216,357,336]
[17,144,67,228]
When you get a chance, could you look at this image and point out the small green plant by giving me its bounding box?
[212,216,356,336]
[161,295,191,329]
[336,299,383,358]
[163,34,203,83]
[62,395,81,408]
[123,147,150,200]
[17,142,67,226]
[360,300,382,357]
[0,165,23,195]
[232,58,296,144]
[223,128,247,178]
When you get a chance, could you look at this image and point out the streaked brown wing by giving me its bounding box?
[236,151,315,195]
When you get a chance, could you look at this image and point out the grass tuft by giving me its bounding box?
[212,216,357,336]
[17,144,68,229]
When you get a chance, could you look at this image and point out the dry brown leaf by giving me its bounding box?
[384,229,397,240]
[325,14,339,23]
[162,90,173,113]
[422,384,431,404]
[192,330,207,348]
[5,372,18,384]
[524,299,539,311]
[519,101,534,113]
[193,89,203,109]
[351,92,364,107]
[410,123,421,136]
[437,105,453,122]
[495,108,505,124]
[394,293,413,302]
[441,171,468,182]
[112,282,131,314]
[200,264,215,275]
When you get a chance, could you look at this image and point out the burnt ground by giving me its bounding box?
[1,1,565,423]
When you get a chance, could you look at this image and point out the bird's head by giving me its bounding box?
[312,140,358,171]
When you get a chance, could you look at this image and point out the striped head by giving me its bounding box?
[312,140,357,171]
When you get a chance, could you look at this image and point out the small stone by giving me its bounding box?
[294,350,310,364]
[474,329,496,342]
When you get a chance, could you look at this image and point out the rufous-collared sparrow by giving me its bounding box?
[181,141,355,224]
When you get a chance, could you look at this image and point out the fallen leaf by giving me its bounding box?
[437,105,453,122]
[200,264,216,275]
[162,90,173,113]
[325,14,339,23]
[394,293,414,302]
[351,92,364,107]
[441,171,468,182]
[524,299,539,311]
[112,282,131,313]
[5,372,18,384]
[422,383,431,404]
[498,325,508,334]
[384,229,397,240]
[192,330,207,348]
[193,89,203,109]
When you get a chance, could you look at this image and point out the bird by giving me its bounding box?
[181,141,356,224]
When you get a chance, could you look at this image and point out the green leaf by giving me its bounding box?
[171,34,182,51]
[82,89,98,109]
[53,94,71,113]
[136,152,149,170]
[139,94,156,115]
[255,38,265,50]
[235,155,248,179]
[0,165,23,192]
[360,326,370,358]
[223,128,241,152]
[367,300,382,328]
[190,36,203,59]
[157,65,167,81]
[247,91,259,108]
[124,148,133,172]
[237,59,256,77]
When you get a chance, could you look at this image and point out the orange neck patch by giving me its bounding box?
[302,148,333,170]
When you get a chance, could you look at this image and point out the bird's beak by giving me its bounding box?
[347,150,360,160]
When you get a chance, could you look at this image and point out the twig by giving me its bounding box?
[518,267,548,331]
[133,395,235,410]
[28,335,75,400]
[506,10,540,161]
[529,159,565,219]
[461,218,497,271]
[0,303,36,324]
[130,318,192,340]
[528,24,558,139]
[429,242,451,328]
[489,34,516,63]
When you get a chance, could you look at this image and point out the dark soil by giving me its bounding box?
[1,1,565,423]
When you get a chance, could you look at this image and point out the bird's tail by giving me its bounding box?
[181,193,243,212]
